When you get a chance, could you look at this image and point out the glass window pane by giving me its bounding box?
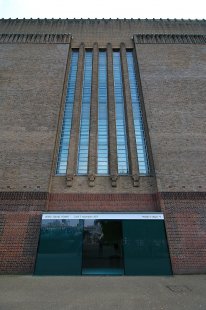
[97,51,109,175]
[126,51,150,175]
[77,51,93,175]
[113,51,129,175]
[56,51,79,175]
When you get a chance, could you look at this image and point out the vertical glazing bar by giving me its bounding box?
[66,43,85,185]
[107,44,118,185]
[97,50,109,175]
[126,50,149,175]
[56,50,79,175]
[113,51,129,175]
[77,50,93,175]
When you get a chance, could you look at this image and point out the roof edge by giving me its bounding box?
[0,18,206,23]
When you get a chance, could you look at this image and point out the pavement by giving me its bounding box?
[0,275,206,310]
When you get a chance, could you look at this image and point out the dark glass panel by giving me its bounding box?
[34,219,83,275]
[123,220,172,275]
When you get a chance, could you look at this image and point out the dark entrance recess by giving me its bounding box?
[82,220,124,275]
[34,213,172,276]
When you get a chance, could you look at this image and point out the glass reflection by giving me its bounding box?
[82,220,124,275]
[34,219,83,275]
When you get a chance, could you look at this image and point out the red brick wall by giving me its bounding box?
[0,192,46,274]
[1,191,206,275]
[159,192,206,274]
[0,212,41,274]
[0,192,48,212]
[48,193,160,212]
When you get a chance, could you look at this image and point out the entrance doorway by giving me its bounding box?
[34,213,172,276]
[82,220,124,275]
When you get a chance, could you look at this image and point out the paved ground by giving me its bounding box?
[0,275,206,310]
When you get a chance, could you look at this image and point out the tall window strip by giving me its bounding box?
[113,51,129,174]
[98,51,109,174]
[126,51,149,175]
[56,50,79,175]
[77,51,93,175]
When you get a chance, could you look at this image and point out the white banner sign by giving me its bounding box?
[42,213,164,220]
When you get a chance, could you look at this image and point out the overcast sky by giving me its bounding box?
[0,0,205,19]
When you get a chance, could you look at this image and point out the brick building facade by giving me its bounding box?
[0,18,206,275]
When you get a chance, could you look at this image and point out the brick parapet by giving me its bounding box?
[0,19,205,33]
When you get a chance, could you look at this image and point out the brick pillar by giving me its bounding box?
[66,43,85,186]
[107,43,118,187]
[88,43,98,187]
[120,43,140,187]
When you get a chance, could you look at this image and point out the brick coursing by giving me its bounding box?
[0,193,47,273]
[0,43,69,192]
[0,211,41,274]
[0,214,5,240]
[159,192,206,274]
[22,215,42,257]
[48,193,159,212]
[0,192,48,212]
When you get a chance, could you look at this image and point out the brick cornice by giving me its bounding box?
[0,33,71,44]
[134,34,206,44]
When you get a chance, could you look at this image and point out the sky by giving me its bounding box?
[0,0,205,19]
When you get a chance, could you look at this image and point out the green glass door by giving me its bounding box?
[82,219,124,275]
[123,220,172,275]
[34,218,83,275]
